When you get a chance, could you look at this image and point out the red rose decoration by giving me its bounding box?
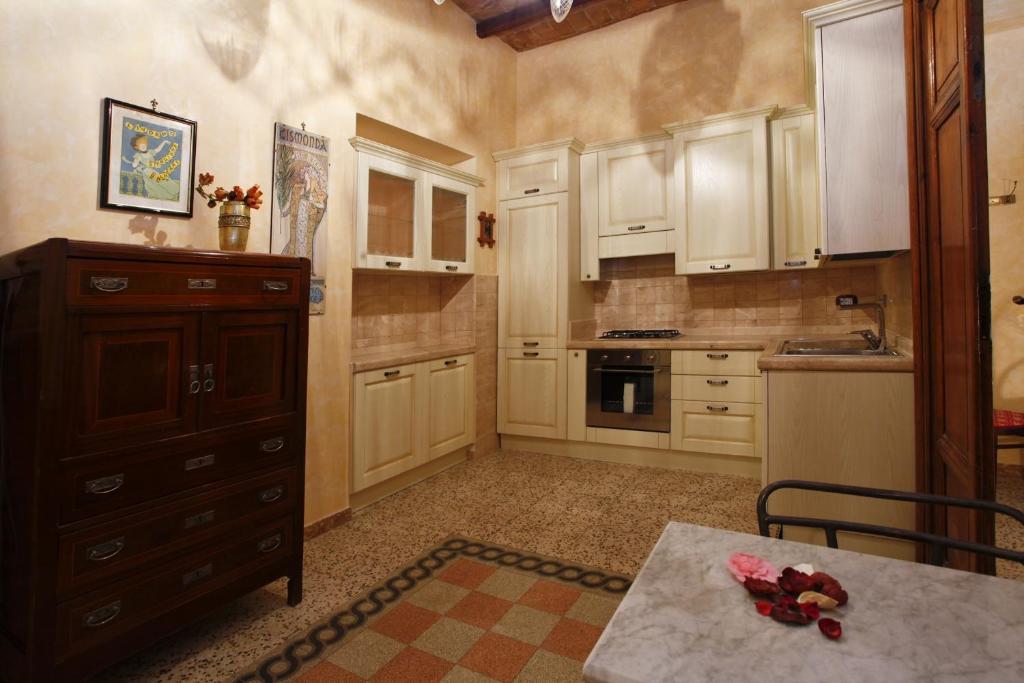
[755,600,773,616]
[819,618,842,639]
[770,601,814,625]
[778,567,816,595]
[799,602,821,620]
[743,577,782,598]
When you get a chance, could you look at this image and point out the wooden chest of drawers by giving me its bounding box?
[0,239,310,682]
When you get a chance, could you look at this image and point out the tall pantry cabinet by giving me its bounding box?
[493,140,589,440]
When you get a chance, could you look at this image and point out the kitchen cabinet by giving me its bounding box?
[352,353,475,492]
[666,106,775,275]
[770,108,821,270]
[494,138,583,200]
[804,1,910,258]
[567,349,587,442]
[352,137,482,273]
[498,348,566,439]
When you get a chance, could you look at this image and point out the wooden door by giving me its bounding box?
[200,310,297,429]
[352,363,424,491]
[498,194,566,349]
[770,111,821,270]
[425,355,475,460]
[72,313,199,449]
[498,348,566,439]
[911,0,994,572]
[598,140,672,237]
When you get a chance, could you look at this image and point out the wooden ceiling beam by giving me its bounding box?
[476,0,602,39]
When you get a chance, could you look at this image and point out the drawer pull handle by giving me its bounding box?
[706,379,729,386]
[706,405,730,412]
[445,265,458,272]
[706,353,730,360]
[184,454,216,471]
[85,474,124,496]
[523,341,539,347]
[444,359,458,366]
[87,537,125,562]
[524,188,540,195]
[784,260,807,267]
[182,563,213,587]
[626,225,646,231]
[709,264,731,271]
[263,280,289,292]
[384,370,400,378]
[524,351,540,357]
[260,436,286,453]
[202,363,215,392]
[259,485,285,503]
[188,364,201,395]
[385,261,402,269]
[258,533,283,553]
[184,509,216,529]
[187,278,217,290]
[83,600,122,628]
[90,276,128,293]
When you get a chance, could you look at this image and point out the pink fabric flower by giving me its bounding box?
[727,553,779,583]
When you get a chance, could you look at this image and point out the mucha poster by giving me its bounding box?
[270,123,329,314]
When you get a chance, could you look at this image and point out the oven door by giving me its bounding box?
[586,361,670,433]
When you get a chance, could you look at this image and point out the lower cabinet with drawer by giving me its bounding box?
[352,354,475,493]
[0,239,310,682]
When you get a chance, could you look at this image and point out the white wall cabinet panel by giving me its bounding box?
[597,140,673,237]
[425,173,476,275]
[495,140,582,200]
[770,110,821,270]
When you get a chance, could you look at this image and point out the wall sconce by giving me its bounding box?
[477,211,495,248]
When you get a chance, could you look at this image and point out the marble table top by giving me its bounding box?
[583,522,1024,683]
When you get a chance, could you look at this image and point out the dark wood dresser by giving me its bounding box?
[0,239,310,682]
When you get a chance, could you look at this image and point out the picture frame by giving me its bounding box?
[100,98,197,217]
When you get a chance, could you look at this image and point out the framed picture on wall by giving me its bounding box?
[100,98,197,217]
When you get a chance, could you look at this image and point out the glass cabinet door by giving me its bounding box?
[355,154,423,271]
[426,174,474,274]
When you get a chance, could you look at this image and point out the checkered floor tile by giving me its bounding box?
[234,538,630,683]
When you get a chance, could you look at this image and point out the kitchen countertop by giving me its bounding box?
[351,343,476,373]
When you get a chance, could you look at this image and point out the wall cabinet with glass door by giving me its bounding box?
[351,137,482,274]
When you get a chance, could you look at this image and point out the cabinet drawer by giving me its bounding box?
[671,349,761,376]
[671,400,760,458]
[67,259,300,307]
[55,517,293,661]
[672,375,762,404]
[426,354,472,372]
[497,148,569,200]
[60,427,297,524]
[57,467,296,596]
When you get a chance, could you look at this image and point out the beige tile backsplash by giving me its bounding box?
[592,254,882,333]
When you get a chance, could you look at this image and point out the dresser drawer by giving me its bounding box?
[60,428,297,524]
[55,517,293,661]
[67,259,300,307]
[57,467,296,596]
[671,349,761,376]
[672,374,762,404]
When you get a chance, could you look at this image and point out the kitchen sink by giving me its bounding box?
[778,337,900,357]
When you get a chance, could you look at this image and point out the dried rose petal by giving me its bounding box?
[819,618,842,639]
[743,577,782,598]
[770,602,814,625]
[778,567,816,595]
[819,582,849,606]
[776,594,798,609]
[799,601,821,620]
[755,600,773,616]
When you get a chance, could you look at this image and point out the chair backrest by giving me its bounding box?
[757,480,1024,567]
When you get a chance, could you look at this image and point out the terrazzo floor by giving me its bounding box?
[91,451,1024,683]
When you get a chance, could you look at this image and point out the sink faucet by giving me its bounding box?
[836,294,887,350]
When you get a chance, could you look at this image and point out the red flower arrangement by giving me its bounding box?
[729,554,846,640]
[195,173,263,210]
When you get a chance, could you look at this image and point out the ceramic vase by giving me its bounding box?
[218,201,250,251]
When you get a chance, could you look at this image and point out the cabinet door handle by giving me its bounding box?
[182,563,213,587]
[90,276,128,293]
[524,188,540,195]
[202,363,215,392]
[87,537,125,562]
[259,436,285,453]
[184,454,216,471]
[85,474,124,496]
[385,261,402,269]
[1013,295,1024,305]
[523,341,539,347]
[259,485,285,503]
[262,280,289,292]
[706,405,730,412]
[188,365,201,395]
[626,225,646,231]
[187,278,217,290]
[706,379,729,386]
[257,533,283,553]
[524,351,540,357]
[709,264,731,271]
[444,359,458,366]
[184,509,216,529]
[445,265,458,272]
[706,353,729,360]
[784,260,807,267]
[83,600,122,628]
[384,370,400,378]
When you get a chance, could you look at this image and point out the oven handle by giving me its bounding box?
[591,368,663,375]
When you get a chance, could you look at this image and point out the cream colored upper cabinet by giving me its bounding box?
[498,348,566,439]
[667,106,774,275]
[425,173,475,275]
[770,109,821,270]
[351,363,425,492]
[498,193,568,349]
[597,139,673,236]
[494,139,583,200]
[352,137,483,273]
[805,1,910,257]
[425,355,475,460]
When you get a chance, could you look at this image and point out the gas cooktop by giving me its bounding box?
[598,329,682,339]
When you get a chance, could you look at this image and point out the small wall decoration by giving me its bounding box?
[100,98,197,217]
[477,211,495,248]
[309,277,326,315]
[270,122,329,315]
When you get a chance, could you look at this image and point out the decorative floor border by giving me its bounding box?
[233,536,632,683]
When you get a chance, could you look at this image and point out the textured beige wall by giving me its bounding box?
[514,0,821,145]
[0,0,516,524]
[985,22,1024,418]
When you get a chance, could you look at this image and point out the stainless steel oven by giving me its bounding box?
[586,349,671,433]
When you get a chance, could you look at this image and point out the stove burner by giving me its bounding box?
[599,329,682,339]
